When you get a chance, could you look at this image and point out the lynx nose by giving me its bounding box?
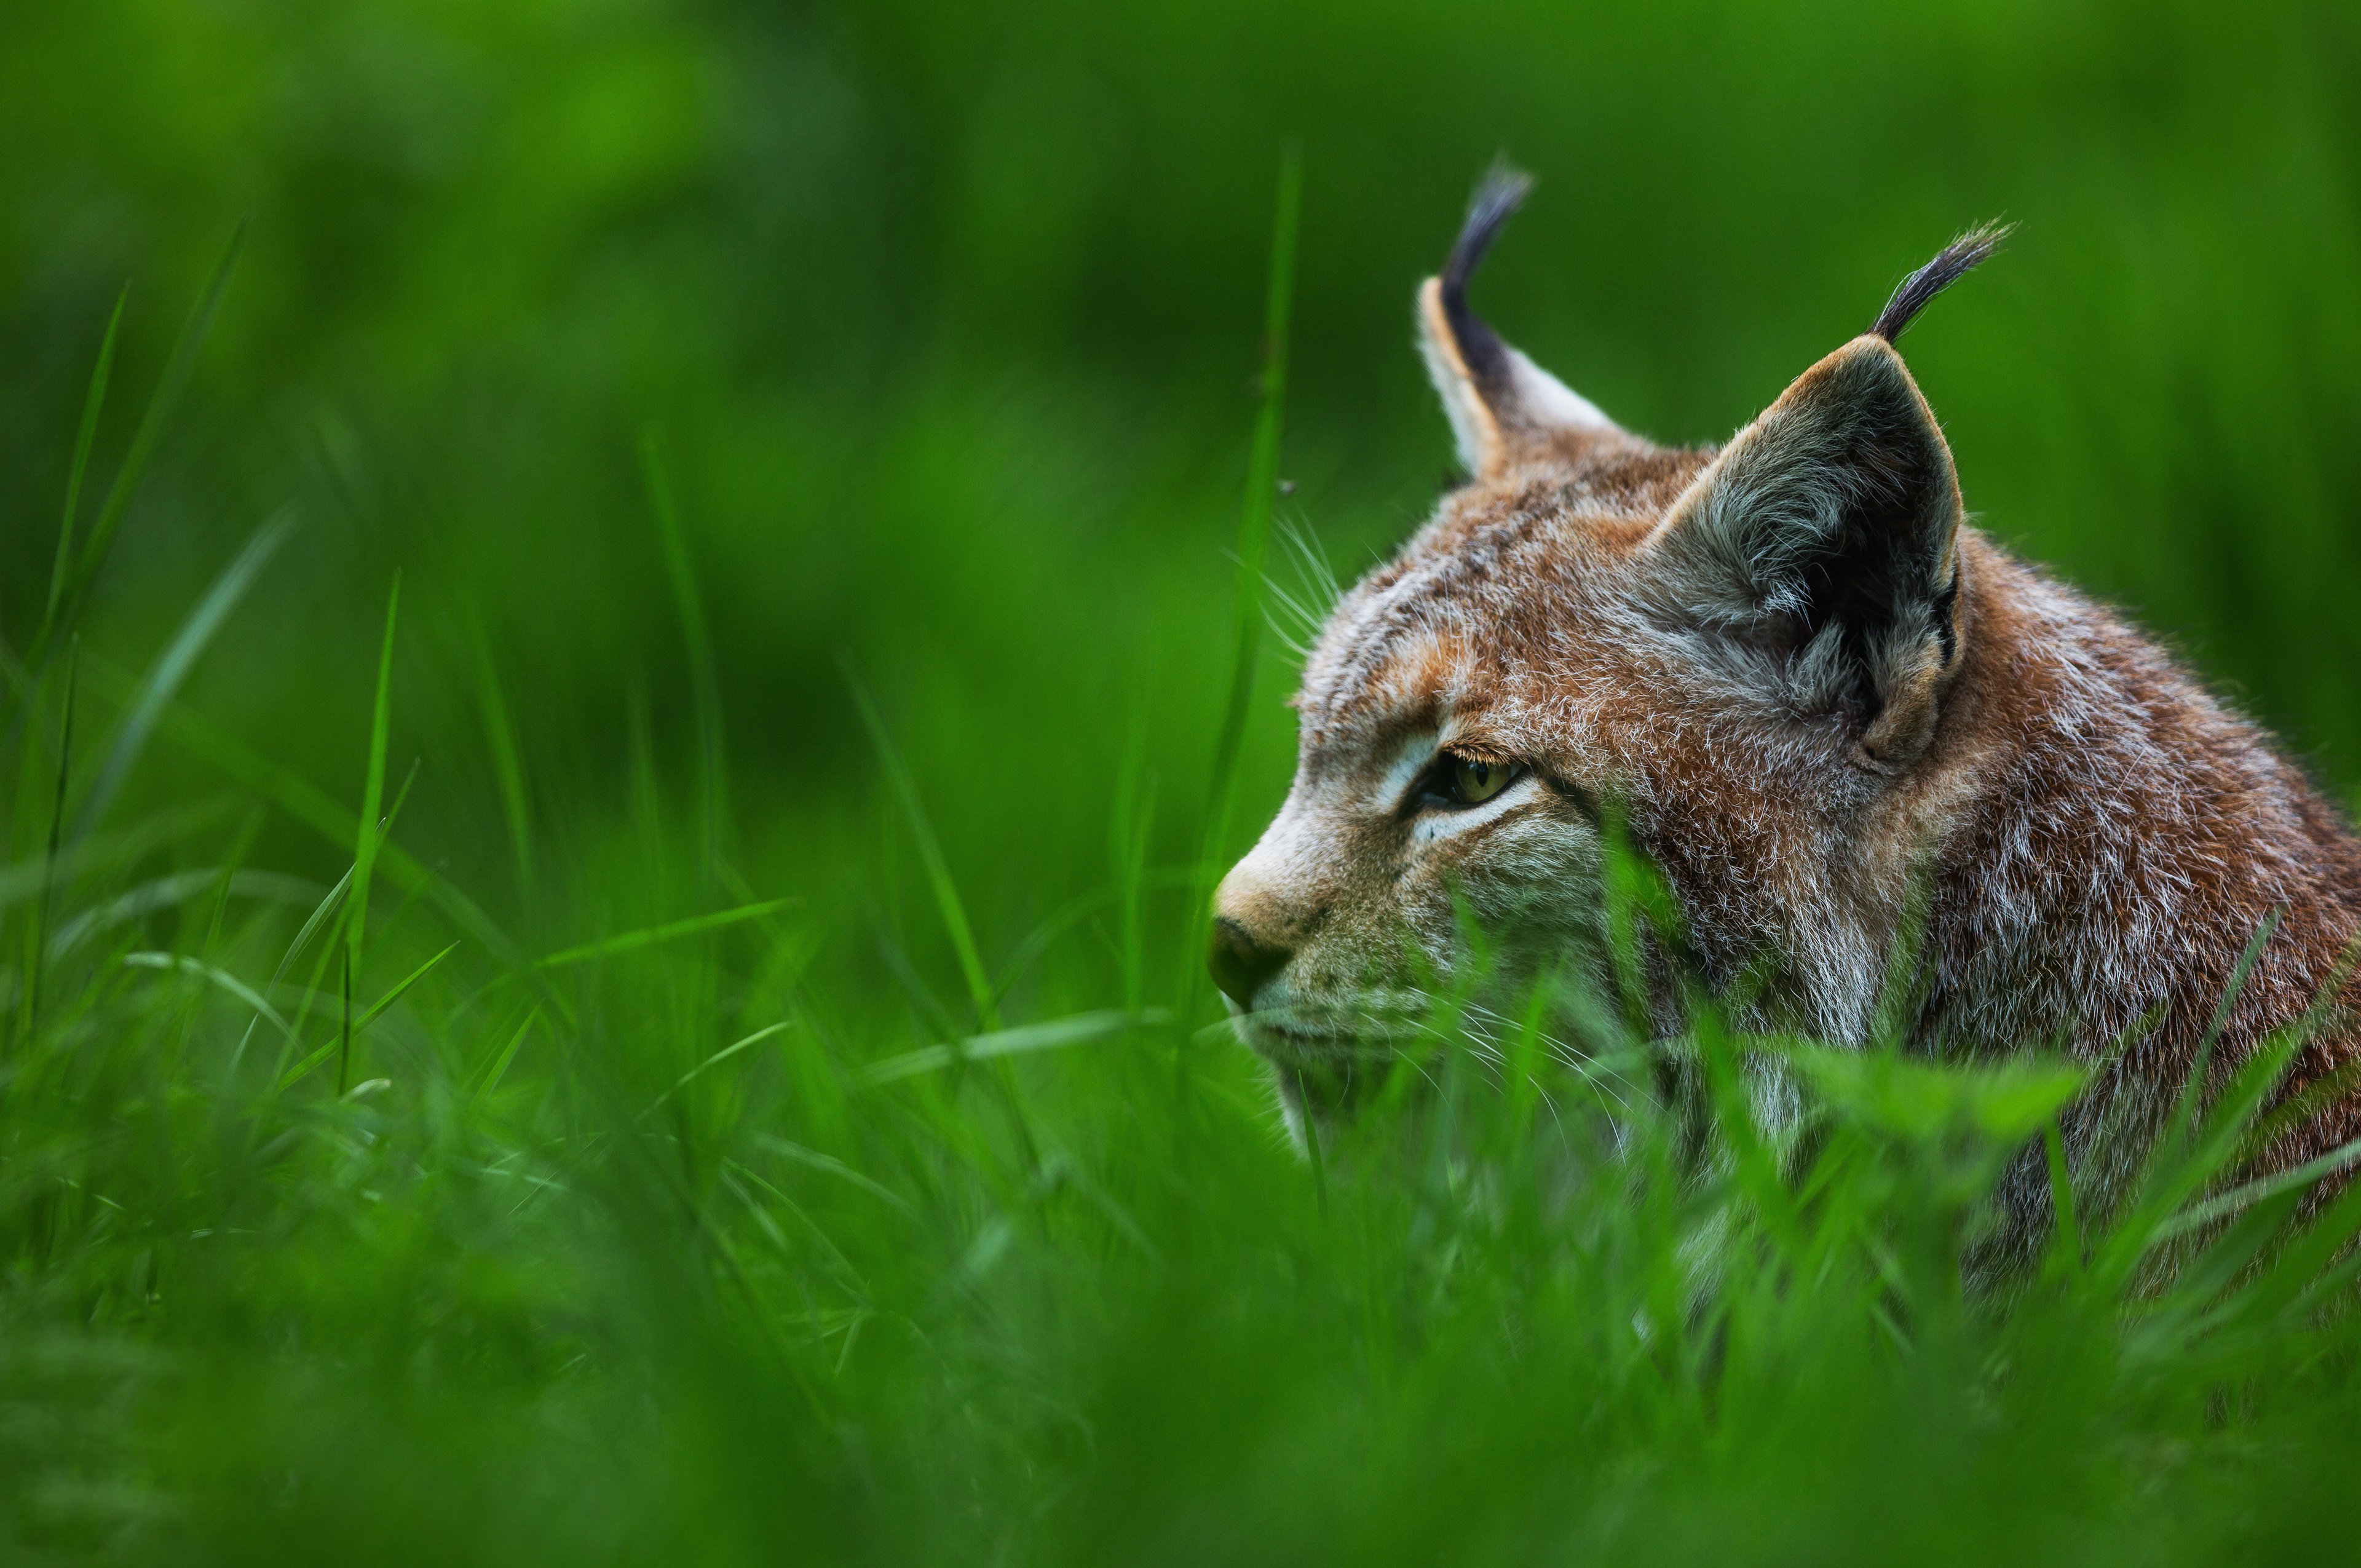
[1208,917,1291,1012]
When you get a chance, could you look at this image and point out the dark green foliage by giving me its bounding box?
[2,0,2360,1559]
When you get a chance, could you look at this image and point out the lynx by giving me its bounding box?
[1209,169,2361,1262]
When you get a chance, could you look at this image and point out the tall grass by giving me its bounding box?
[7,184,2361,1567]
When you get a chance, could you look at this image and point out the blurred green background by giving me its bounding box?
[6,1,2361,1559]
[7,0,2360,951]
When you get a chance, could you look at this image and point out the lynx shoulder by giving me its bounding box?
[1210,168,2361,1261]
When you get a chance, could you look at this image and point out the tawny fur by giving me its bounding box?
[1212,176,2361,1270]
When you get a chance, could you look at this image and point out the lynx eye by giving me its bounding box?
[1411,751,1522,813]
[1452,756,1514,804]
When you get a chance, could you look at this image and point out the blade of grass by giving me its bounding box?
[2044,1117,2081,1273]
[855,1008,1170,1088]
[2141,946,2351,1248]
[197,803,269,958]
[534,898,796,969]
[347,572,400,986]
[124,950,291,1040]
[44,223,250,662]
[844,663,998,1032]
[645,1021,795,1116]
[2153,1131,2361,1244]
[50,866,317,960]
[73,507,296,842]
[466,613,534,897]
[2229,933,2361,1166]
[287,673,417,1093]
[46,286,127,630]
[350,940,459,1035]
[1506,965,1560,1134]
[1110,708,1157,1015]
[1693,994,1806,1261]
[274,940,462,1095]
[2173,1024,2319,1199]
[2166,1178,2313,1320]
[229,863,350,1085]
[2158,914,2280,1162]
[1297,1064,1331,1217]
[474,1007,538,1104]
[754,1135,916,1218]
[22,640,76,1039]
[2089,917,2285,1282]
[2220,1166,2361,1326]
[641,429,727,889]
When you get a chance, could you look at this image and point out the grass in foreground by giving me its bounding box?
[8,592,2361,1562]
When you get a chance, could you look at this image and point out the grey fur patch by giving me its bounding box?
[1646,344,1961,719]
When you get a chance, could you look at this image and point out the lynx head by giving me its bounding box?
[1211,168,2009,1116]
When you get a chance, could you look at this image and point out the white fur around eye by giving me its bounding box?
[1409,771,1541,846]
[1374,732,1441,814]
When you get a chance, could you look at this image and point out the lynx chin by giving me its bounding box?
[1209,168,2361,1266]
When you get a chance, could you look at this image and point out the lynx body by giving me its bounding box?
[1209,173,2361,1261]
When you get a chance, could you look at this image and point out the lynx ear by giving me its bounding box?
[1418,168,1619,479]
[1647,335,1966,768]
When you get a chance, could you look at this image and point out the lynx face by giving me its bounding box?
[1212,172,2006,1114]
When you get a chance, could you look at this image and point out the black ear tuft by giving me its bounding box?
[1871,222,2014,343]
[1438,163,1534,390]
[1418,164,1619,475]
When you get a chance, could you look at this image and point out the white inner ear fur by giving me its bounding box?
[1416,277,1618,478]
[1499,346,1617,437]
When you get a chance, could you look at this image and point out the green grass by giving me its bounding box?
[6,0,2361,1558]
[10,604,2361,1564]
